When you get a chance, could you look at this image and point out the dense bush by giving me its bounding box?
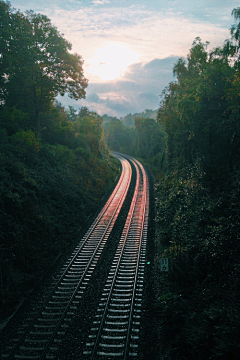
[155,164,240,359]
[0,126,118,310]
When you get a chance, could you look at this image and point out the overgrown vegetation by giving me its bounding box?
[154,9,240,360]
[0,2,118,313]
[103,110,166,172]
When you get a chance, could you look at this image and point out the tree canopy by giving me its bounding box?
[0,1,88,138]
[154,8,240,359]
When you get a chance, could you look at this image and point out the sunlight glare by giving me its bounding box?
[87,44,139,81]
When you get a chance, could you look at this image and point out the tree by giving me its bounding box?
[104,118,136,154]
[73,109,104,157]
[135,117,166,160]
[0,3,88,138]
[157,37,236,183]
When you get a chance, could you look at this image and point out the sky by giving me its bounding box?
[8,0,240,117]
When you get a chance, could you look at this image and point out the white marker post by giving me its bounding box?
[160,258,168,272]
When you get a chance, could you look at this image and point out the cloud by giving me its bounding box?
[10,0,237,117]
[45,4,231,70]
[58,56,178,117]
[139,93,160,103]
[87,93,101,103]
[92,0,110,4]
[11,1,233,81]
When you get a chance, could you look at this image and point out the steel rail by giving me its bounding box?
[123,157,149,359]
[83,154,149,359]
[87,157,141,359]
[1,154,132,360]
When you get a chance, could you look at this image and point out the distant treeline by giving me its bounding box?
[103,109,166,172]
[0,1,118,312]
[102,109,158,127]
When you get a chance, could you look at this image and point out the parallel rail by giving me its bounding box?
[83,155,149,359]
[0,153,149,360]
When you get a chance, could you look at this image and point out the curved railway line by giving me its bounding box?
[0,153,150,360]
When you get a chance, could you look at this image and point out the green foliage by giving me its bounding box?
[157,37,238,186]
[0,107,30,135]
[0,3,118,312]
[12,130,40,156]
[103,112,166,174]
[155,164,240,359]
[0,124,117,310]
[73,107,103,156]
[104,118,137,154]
[134,117,166,170]
[154,9,240,359]
[102,109,158,127]
[0,1,88,139]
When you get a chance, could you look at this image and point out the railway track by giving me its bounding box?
[0,153,149,360]
[83,155,149,359]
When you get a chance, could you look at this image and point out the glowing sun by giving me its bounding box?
[87,44,139,81]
